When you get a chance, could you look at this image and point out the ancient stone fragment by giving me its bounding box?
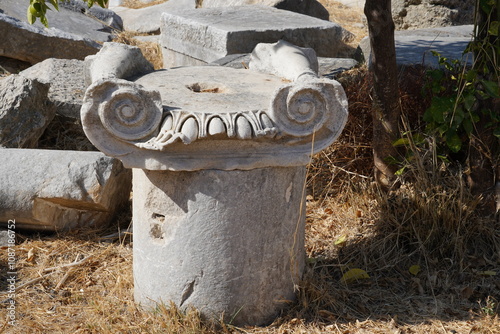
[160,6,349,67]
[0,149,131,231]
[0,75,55,148]
[20,58,86,119]
[0,13,100,64]
[80,40,348,325]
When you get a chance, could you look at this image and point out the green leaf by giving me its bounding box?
[452,106,465,127]
[27,5,36,24]
[438,123,450,136]
[392,137,410,147]
[463,93,475,111]
[48,0,59,11]
[430,50,440,57]
[494,127,500,139]
[423,109,433,124]
[471,112,480,123]
[462,117,473,135]
[480,0,493,14]
[446,131,462,153]
[482,80,500,98]
[414,133,425,145]
[409,265,421,276]
[488,21,499,36]
[334,235,347,246]
[428,69,444,82]
[428,96,454,124]
[33,1,43,12]
[384,155,400,165]
[97,0,107,8]
[464,69,477,81]
[395,166,406,176]
[340,268,370,284]
[437,155,450,163]
[40,14,48,28]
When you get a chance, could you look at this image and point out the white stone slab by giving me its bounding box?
[113,0,196,34]
[20,59,86,119]
[0,75,55,148]
[0,149,131,231]
[160,6,346,67]
[0,13,100,64]
[0,0,122,43]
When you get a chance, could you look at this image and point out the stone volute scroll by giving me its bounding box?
[80,41,348,326]
[81,41,348,171]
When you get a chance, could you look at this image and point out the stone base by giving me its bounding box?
[132,166,307,326]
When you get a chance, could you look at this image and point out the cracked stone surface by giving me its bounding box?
[0,149,131,231]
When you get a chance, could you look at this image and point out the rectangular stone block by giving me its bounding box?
[160,6,345,67]
[0,13,100,64]
[0,149,131,231]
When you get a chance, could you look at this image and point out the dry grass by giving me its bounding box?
[38,115,97,151]
[121,0,169,9]
[318,0,368,48]
[112,31,164,70]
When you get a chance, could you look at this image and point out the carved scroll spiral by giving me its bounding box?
[81,79,163,158]
[270,80,348,141]
[270,83,327,137]
[95,80,162,141]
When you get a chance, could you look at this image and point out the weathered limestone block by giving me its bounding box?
[20,58,86,119]
[318,57,358,79]
[113,0,196,34]
[201,0,330,21]
[392,0,474,30]
[160,6,347,67]
[133,166,306,325]
[0,75,55,148]
[0,0,121,43]
[84,42,154,86]
[59,0,123,31]
[81,41,348,325]
[0,13,100,64]
[0,149,131,231]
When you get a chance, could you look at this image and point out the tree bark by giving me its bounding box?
[364,0,401,190]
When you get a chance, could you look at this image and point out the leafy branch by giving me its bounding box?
[27,0,109,27]
[422,0,499,155]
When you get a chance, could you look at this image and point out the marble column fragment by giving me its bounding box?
[81,41,348,326]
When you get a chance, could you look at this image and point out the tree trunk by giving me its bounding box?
[364,0,401,190]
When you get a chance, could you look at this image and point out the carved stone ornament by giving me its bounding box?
[81,42,348,171]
